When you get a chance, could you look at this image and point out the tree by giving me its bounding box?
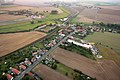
[51,10,58,14]
[65,72,68,76]
[30,21,34,24]
[0,75,7,80]
[51,64,57,70]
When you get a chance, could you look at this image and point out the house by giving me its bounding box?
[31,57,37,62]
[32,52,38,56]
[12,68,21,75]
[19,64,26,70]
[24,58,32,66]
[67,39,92,49]
[6,74,13,80]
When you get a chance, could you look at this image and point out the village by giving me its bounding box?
[0,0,120,80]
[1,22,105,80]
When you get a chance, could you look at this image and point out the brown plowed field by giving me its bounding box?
[74,6,120,24]
[0,14,25,22]
[98,6,120,10]
[0,31,46,57]
[50,48,120,80]
[33,64,71,80]
[98,9,120,16]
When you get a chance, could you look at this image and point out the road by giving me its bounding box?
[14,6,79,80]
[14,31,75,80]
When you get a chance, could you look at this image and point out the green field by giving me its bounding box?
[0,7,69,33]
[55,61,96,80]
[43,59,96,80]
[84,32,120,54]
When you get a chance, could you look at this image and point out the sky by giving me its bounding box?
[14,0,120,5]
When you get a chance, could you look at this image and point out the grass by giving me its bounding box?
[56,63,79,79]
[0,6,69,33]
[84,32,120,54]
[71,15,79,23]
[96,45,120,67]
[55,61,96,80]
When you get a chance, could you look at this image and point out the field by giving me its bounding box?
[50,48,120,80]
[32,64,70,80]
[0,6,69,33]
[98,6,120,10]
[0,14,25,22]
[84,32,120,54]
[0,5,63,13]
[97,45,120,67]
[73,6,120,24]
[0,31,46,57]
[0,5,63,22]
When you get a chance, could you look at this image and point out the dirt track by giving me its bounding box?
[33,64,71,80]
[0,31,46,57]
[50,48,120,80]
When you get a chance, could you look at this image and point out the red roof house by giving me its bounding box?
[19,65,26,70]
[12,68,21,75]
[6,74,13,80]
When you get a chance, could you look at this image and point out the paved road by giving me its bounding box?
[14,6,79,80]
[14,31,75,80]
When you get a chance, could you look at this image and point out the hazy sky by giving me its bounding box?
[14,0,120,4]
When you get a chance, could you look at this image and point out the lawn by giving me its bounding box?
[84,32,120,54]
[0,7,69,33]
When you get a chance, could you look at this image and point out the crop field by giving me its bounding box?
[84,32,120,54]
[50,48,120,80]
[0,6,69,33]
[33,64,70,80]
[73,6,120,24]
[0,31,46,57]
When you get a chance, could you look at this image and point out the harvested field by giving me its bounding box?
[0,5,63,13]
[97,13,120,24]
[0,14,25,22]
[74,6,120,24]
[78,15,97,23]
[50,48,120,80]
[98,9,120,16]
[80,8,97,20]
[0,31,46,57]
[33,64,70,80]
[98,6,120,10]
